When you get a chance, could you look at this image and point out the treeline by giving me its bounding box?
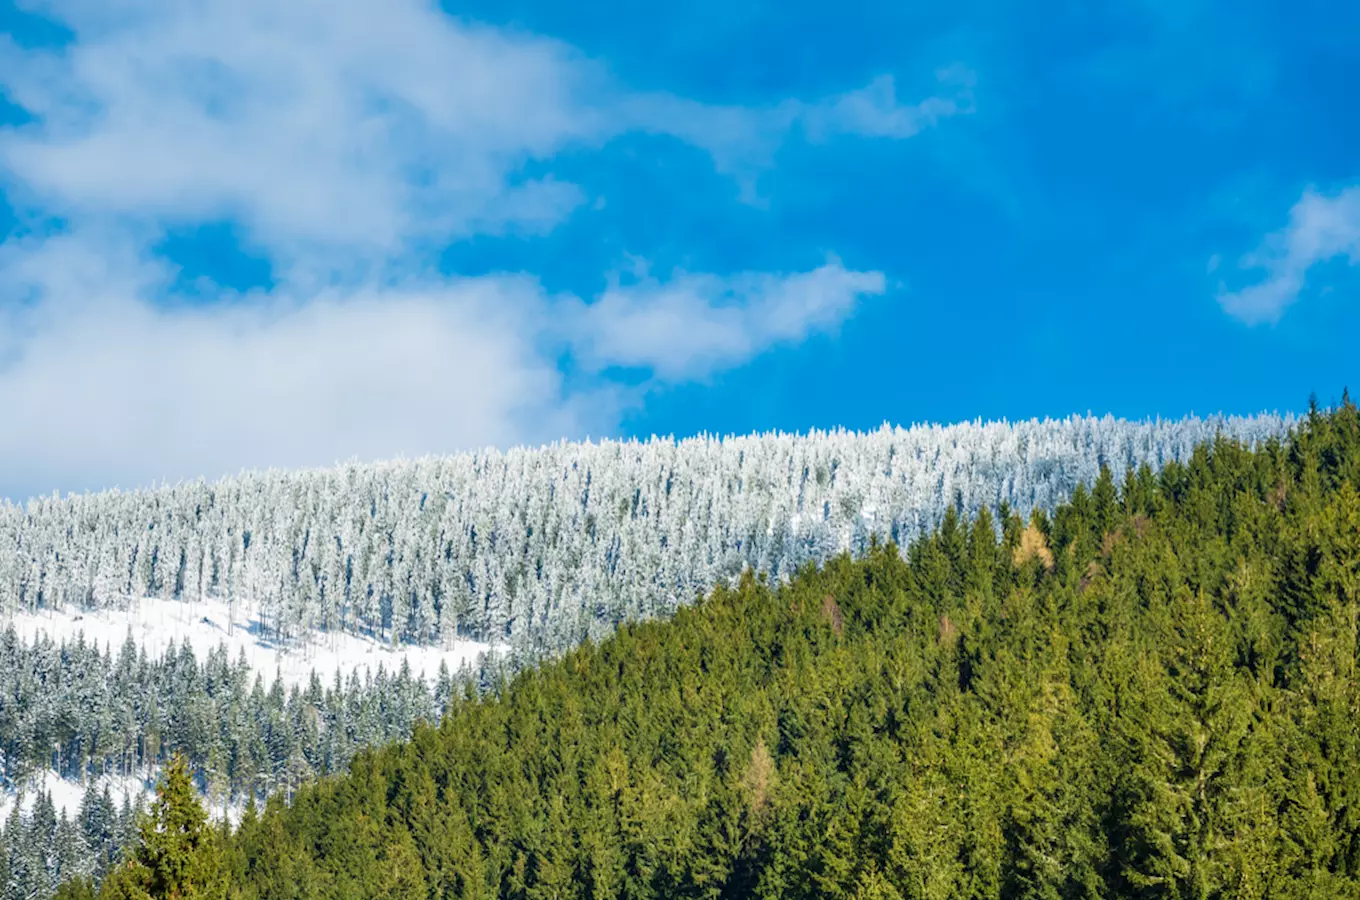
[65,397,1360,898]
[1,414,1287,655]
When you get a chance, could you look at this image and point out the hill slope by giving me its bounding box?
[2,413,1296,900]
[3,413,1288,660]
[88,401,1359,899]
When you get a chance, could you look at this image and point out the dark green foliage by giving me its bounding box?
[53,878,98,900]
[96,756,226,900]
[72,402,1360,899]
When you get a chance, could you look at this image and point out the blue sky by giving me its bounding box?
[0,0,1356,499]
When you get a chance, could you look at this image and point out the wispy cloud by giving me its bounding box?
[625,67,974,201]
[1217,185,1360,324]
[0,0,611,258]
[567,259,886,380]
[0,0,959,496]
[799,67,976,141]
[0,0,969,260]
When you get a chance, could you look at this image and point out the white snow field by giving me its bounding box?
[6,594,495,691]
[2,596,494,828]
[0,770,151,824]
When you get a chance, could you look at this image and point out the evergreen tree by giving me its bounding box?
[98,756,224,900]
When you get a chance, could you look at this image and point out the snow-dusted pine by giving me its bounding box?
[0,413,1290,659]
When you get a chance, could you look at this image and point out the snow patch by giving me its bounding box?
[4,595,496,691]
[0,770,151,822]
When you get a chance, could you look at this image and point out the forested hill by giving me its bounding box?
[2,413,1287,658]
[70,399,1360,900]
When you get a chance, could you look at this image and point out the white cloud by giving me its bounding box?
[799,66,976,142]
[0,231,592,496]
[0,0,968,257]
[624,67,974,201]
[0,230,888,498]
[568,260,886,380]
[1217,185,1360,324]
[0,0,608,257]
[0,0,953,497]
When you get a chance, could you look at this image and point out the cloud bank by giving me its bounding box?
[0,0,964,497]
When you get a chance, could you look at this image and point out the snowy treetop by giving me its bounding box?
[0,413,1293,655]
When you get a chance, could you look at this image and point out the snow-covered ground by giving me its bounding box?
[5,595,496,690]
[3,598,497,829]
[0,769,152,821]
[0,766,263,827]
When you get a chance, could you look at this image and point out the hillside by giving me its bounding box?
[65,400,1360,899]
[2,414,1288,661]
[0,410,1303,900]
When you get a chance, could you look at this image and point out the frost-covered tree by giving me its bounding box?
[0,414,1292,658]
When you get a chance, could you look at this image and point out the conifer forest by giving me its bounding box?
[1,399,1357,898]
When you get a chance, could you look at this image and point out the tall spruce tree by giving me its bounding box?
[97,756,223,900]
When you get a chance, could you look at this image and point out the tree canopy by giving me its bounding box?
[68,398,1360,899]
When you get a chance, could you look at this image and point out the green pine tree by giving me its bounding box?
[98,755,226,900]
